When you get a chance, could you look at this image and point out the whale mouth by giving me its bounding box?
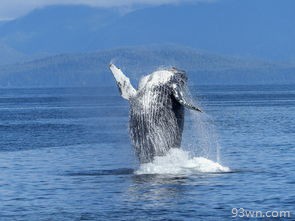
[135,148,230,175]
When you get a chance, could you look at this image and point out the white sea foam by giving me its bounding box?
[135,148,230,175]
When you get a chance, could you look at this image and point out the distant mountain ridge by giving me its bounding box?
[0,46,294,88]
[0,1,295,65]
[0,5,119,62]
[0,2,294,87]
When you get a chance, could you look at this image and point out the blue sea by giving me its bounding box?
[0,85,294,220]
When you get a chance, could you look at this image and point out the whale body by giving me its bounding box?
[109,64,201,163]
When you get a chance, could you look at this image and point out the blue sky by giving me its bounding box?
[0,0,212,20]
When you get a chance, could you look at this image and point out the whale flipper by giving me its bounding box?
[109,64,137,100]
[172,84,202,112]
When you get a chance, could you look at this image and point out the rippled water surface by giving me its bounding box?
[0,85,294,220]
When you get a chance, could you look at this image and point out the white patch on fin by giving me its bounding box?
[109,64,137,100]
[172,84,202,112]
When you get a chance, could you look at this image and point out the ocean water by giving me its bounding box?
[0,85,294,220]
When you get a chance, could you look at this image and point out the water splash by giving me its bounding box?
[135,148,230,175]
[181,85,222,161]
[183,110,222,163]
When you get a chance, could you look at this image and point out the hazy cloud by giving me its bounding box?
[0,0,213,20]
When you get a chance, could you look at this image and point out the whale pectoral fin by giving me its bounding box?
[172,85,203,112]
[109,64,137,100]
[180,100,203,112]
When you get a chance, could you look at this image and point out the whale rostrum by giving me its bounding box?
[109,64,202,163]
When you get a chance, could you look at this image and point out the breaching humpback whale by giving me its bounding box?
[109,64,202,163]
